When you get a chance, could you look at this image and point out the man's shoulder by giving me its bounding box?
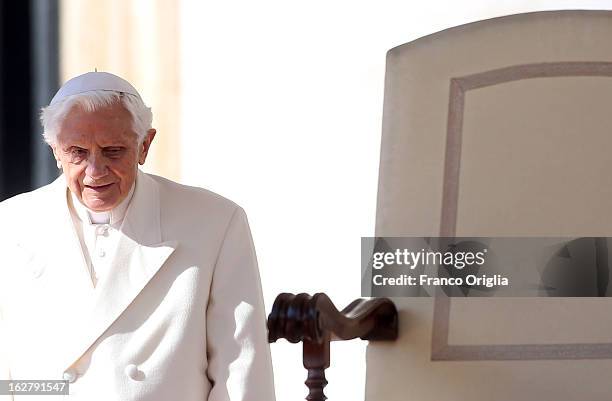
[145,173,242,217]
[0,178,60,217]
[0,178,62,243]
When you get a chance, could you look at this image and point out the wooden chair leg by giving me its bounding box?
[303,337,330,401]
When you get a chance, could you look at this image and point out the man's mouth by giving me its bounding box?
[84,183,114,191]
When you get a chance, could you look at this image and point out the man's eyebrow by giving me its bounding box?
[62,145,84,151]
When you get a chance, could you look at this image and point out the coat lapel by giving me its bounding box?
[16,176,98,373]
[45,175,97,296]
[60,171,178,370]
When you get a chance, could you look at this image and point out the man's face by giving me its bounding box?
[52,102,155,212]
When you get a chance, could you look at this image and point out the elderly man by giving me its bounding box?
[0,72,276,400]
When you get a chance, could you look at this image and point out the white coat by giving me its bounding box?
[0,170,276,401]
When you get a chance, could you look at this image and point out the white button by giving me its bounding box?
[124,364,141,380]
[96,225,110,236]
[98,249,106,258]
[31,266,44,279]
[63,370,77,383]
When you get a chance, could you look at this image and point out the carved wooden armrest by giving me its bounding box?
[267,293,398,401]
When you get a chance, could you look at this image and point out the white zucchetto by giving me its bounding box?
[50,71,142,105]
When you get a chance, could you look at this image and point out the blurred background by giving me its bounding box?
[1,1,611,400]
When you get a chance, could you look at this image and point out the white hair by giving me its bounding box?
[40,90,152,145]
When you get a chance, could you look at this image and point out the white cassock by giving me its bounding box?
[0,170,276,401]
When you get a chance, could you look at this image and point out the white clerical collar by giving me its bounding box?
[70,182,135,226]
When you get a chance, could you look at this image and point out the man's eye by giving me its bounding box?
[104,148,124,158]
[70,148,87,158]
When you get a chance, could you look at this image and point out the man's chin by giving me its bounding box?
[82,196,120,212]
[84,203,115,212]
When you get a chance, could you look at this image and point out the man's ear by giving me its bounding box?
[138,129,156,165]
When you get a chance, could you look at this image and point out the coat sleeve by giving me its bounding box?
[205,207,276,401]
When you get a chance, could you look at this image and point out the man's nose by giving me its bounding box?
[85,154,108,179]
